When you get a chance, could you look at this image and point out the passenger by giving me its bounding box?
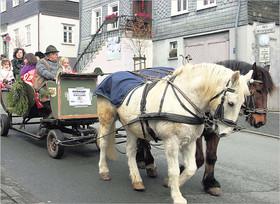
[59,56,72,72]
[11,48,25,79]
[35,51,45,62]
[36,45,59,83]
[21,53,37,76]
[0,59,15,89]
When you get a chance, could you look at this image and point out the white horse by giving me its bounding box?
[97,63,252,204]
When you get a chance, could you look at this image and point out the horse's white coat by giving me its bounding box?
[97,63,252,204]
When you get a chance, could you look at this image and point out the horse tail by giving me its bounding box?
[97,96,119,161]
[106,123,119,161]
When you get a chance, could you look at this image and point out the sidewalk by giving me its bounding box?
[1,167,43,204]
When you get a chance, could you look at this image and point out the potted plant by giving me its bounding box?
[104,13,118,24]
[135,13,152,24]
[169,49,177,58]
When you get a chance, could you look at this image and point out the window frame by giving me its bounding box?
[62,24,75,45]
[1,0,6,12]
[107,1,119,31]
[25,24,31,46]
[13,0,19,7]
[171,0,189,17]
[197,0,216,11]
[91,7,102,35]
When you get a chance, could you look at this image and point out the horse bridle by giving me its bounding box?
[244,79,267,117]
[209,80,238,134]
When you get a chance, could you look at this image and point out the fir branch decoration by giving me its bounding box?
[6,76,30,116]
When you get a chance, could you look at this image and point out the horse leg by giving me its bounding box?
[126,133,145,191]
[97,97,118,181]
[203,129,222,196]
[163,138,187,204]
[178,140,197,187]
[136,139,157,177]
[195,135,204,169]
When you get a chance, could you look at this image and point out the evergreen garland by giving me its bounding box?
[6,76,30,116]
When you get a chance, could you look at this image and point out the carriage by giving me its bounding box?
[0,69,102,159]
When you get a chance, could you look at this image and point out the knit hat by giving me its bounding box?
[35,51,45,59]
[45,45,59,54]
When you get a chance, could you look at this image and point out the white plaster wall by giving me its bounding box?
[153,37,184,69]
[39,14,79,58]
[83,37,153,83]
[6,14,38,59]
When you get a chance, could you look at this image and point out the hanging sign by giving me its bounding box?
[259,34,270,46]
[256,23,275,34]
[259,46,270,63]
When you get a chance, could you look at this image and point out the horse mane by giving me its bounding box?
[217,60,275,94]
[172,63,236,100]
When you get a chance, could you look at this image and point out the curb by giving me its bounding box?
[1,168,44,204]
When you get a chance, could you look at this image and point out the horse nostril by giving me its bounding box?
[219,133,227,137]
[256,121,264,128]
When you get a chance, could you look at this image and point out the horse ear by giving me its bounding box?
[231,71,240,86]
[252,62,258,71]
[244,70,253,83]
[263,65,270,72]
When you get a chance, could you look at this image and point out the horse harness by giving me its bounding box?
[127,75,239,142]
[244,79,267,116]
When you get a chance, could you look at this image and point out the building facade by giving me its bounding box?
[77,0,153,76]
[152,0,279,110]
[0,0,79,66]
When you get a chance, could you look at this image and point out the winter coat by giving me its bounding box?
[36,58,58,80]
[11,58,24,78]
[21,65,36,76]
[0,67,15,82]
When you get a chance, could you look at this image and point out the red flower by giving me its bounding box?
[135,13,151,19]
[105,13,118,20]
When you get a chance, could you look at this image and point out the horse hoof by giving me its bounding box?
[100,172,111,181]
[133,181,145,191]
[137,161,146,169]
[207,187,222,196]
[163,177,169,188]
[146,168,158,178]
[174,197,187,204]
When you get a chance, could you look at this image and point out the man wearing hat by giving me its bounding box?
[36,45,59,81]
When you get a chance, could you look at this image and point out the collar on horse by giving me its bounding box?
[127,75,239,142]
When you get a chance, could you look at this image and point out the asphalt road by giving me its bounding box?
[1,121,279,204]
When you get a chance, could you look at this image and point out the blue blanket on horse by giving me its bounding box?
[93,67,174,107]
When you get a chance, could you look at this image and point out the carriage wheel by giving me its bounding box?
[47,129,65,159]
[1,114,10,136]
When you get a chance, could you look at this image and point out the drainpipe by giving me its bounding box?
[38,13,40,51]
[77,0,82,62]
[235,0,241,60]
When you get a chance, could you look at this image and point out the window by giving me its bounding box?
[26,25,31,46]
[169,41,178,58]
[13,0,19,7]
[91,7,102,35]
[1,0,6,12]
[14,29,19,37]
[197,0,216,10]
[171,0,188,16]
[63,24,74,44]
[107,1,119,30]
[133,0,152,17]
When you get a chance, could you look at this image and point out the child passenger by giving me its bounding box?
[0,59,15,89]
[59,56,72,72]
[21,53,37,76]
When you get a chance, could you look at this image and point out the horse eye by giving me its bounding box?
[228,101,234,107]
[256,90,262,94]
